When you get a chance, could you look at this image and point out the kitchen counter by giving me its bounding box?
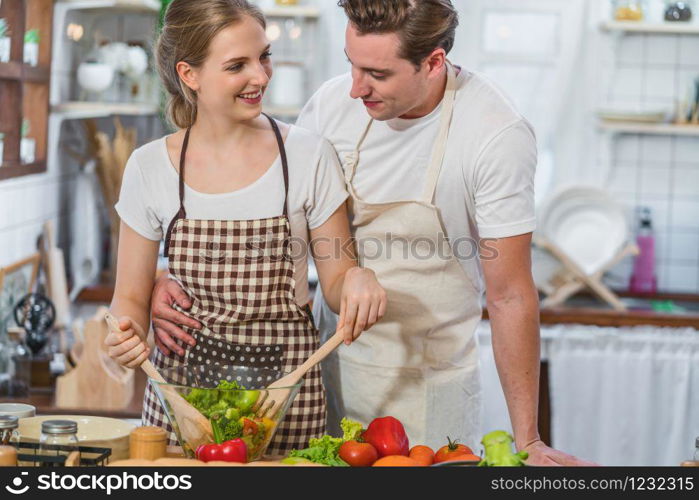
[483,291,699,329]
[0,369,147,419]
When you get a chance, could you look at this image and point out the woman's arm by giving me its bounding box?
[105,222,160,367]
[310,203,386,344]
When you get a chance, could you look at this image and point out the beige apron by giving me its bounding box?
[317,63,483,450]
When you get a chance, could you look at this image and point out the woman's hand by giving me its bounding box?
[104,315,150,368]
[337,267,387,345]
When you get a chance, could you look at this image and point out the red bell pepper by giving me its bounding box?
[196,438,247,463]
[362,416,409,457]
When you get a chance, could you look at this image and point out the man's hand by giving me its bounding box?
[151,276,201,357]
[522,440,598,466]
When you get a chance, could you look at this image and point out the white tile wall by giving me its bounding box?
[666,264,699,293]
[669,231,699,263]
[595,9,699,293]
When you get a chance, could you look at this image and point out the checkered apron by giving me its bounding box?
[142,115,326,455]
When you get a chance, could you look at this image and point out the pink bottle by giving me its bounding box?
[629,207,657,294]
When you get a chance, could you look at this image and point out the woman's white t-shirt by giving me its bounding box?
[115,125,349,306]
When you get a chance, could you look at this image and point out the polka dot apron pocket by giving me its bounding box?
[189,330,284,374]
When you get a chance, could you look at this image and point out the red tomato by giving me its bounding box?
[241,418,258,436]
[362,416,410,457]
[434,437,474,464]
[196,439,247,463]
[339,440,379,467]
[196,443,222,462]
[219,439,248,463]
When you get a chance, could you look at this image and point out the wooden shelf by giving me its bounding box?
[599,120,699,136]
[56,0,160,14]
[0,0,53,182]
[601,21,699,34]
[262,6,320,18]
[264,105,301,118]
[51,101,160,119]
[0,62,50,82]
[0,160,47,180]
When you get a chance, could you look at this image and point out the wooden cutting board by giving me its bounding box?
[56,308,134,410]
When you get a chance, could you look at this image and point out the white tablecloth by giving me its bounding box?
[477,321,699,466]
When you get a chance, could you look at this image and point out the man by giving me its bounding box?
[151,0,592,465]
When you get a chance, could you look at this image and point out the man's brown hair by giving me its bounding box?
[338,0,459,69]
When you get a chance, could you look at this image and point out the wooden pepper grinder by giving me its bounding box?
[129,427,167,461]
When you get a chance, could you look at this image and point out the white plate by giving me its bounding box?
[19,415,135,461]
[538,187,629,275]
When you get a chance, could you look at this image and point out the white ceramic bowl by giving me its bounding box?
[77,62,115,93]
[19,415,135,461]
[0,403,36,418]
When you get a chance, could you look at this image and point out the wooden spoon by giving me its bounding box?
[104,313,213,450]
[252,329,345,419]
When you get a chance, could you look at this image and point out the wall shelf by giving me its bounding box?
[56,0,160,14]
[601,21,699,35]
[51,101,159,120]
[264,105,301,118]
[0,62,51,83]
[262,6,320,19]
[0,0,54,182]
[599,120,699,136]
[0,161,47,181]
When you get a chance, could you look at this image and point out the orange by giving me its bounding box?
[409,445,435,466]
[372,455,420,467]
[439,453,481,463]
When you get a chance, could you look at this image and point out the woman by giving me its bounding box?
[104,0,386,454]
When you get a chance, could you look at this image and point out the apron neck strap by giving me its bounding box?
[177,127,191,218]
[345,118,374,184]
[264,113,291,218]
[421,62,457,204]
[177,115,290,220]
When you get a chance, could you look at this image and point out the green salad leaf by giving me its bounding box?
[287,418,365,467]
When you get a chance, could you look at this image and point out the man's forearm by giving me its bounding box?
[487,285,541,451]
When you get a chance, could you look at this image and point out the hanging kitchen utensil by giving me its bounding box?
[13,293,55,355]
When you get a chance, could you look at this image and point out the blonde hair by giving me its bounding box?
[156,0,266,129]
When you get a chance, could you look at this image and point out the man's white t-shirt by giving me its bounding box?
[115,125,349,306]
[296,68,537,292]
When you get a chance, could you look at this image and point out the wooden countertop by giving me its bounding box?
[0,369,147,420]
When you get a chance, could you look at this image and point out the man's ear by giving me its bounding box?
[176,61,200,92]
[424,48,447,79]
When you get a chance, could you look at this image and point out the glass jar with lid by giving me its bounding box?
[664,1,693,21]
[612,0,646,21]
[39,420,79,466]
[0,415,20,446]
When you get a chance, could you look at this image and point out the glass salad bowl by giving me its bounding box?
[150,364,303,461]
